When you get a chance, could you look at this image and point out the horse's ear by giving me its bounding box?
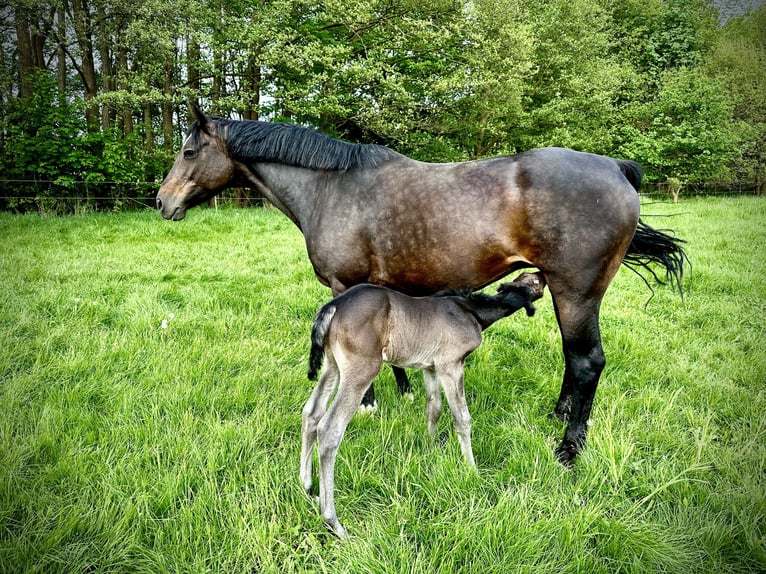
[189,100,210,133]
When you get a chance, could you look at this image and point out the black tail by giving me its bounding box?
[624,220,689,296]
[617,159,643,192]
[308,303,336,381]
[616,158,690,297]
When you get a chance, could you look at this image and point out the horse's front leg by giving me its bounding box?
[437,363,476,467]
[423,368,442,437]
[393,366,413,400]
[359,385,377,413]
[358,366,412,412]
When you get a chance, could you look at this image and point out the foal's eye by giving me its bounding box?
[183,149,197,159]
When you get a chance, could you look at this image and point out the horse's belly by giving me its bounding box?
[371,249,528,294]
[381,342,438,369]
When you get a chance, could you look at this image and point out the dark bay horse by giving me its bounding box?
[156,104,687,465]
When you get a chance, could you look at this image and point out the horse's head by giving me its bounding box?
[496,272,547,316]
[156,104,236,221]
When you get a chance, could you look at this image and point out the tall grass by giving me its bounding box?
[1,197,764,573]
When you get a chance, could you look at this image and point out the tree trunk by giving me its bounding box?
[14,5,35,99]
[56,3,67,98]
[70,0,99,131]
[97,4,114,131]
[144,103,154,154]
[244,56,260,121]
[212,45,224,113]
[117,47,133,138]
[162,56,175,151]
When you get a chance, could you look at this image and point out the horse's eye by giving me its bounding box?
[183,149,197,159]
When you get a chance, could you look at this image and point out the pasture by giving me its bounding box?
[1,196,764,573]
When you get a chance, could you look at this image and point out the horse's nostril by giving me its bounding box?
[156,197,163,211]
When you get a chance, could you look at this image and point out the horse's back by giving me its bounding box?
[313,147,641,294]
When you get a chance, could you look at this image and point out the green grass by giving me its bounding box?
[1,197,764,573]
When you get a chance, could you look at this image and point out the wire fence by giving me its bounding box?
[0,178,762,215]
[0,179,273,214]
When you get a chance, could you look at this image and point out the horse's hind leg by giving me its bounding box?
[549,292,606,466]
[317,360,382,539]
[301,356,340,495]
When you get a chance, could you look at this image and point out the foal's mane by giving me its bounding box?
[197,117,402,171]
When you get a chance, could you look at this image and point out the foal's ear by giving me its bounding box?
[189,100,210,134]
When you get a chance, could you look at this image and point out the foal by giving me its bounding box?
[300,272,546,538]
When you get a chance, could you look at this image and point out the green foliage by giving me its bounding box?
[1,0,764,205]
[0,199,764,572]
[706,4,766,190]
[618,67,737,183]
[0,74,160,213]
[509,0,625,154]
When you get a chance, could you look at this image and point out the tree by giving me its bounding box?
[618,67,736,184]
[509,0,626,154]
[707,4,766,192]
[1,0,764,212]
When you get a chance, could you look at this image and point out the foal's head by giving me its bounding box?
[496,272,547,316]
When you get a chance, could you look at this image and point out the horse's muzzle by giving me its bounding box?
[156,195,186,221]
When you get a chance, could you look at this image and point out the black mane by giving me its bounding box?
[197,118,401,171]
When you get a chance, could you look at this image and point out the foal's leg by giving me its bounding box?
[317,360,382,539]
[436,362,475,467]
[301,356,340,494]
[423,368,442,437]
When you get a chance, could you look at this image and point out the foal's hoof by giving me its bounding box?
[325,519,348,540]
[356,401,378,415]
[404,391,415,402]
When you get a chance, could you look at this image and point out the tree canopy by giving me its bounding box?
[1,0,763,212]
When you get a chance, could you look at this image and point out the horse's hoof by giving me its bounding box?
[404,392,415,402]
[356,401,378,415]
[554,442,578,468]
[326,519,348,540]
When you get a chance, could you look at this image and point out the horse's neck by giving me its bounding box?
[237,162,326,230]
[454,295,519,331]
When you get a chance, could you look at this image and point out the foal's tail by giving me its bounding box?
[616,159,690,296]
[308,303,336,381]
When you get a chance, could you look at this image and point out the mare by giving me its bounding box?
[156,103,687,465]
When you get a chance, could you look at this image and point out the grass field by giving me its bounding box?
[1,196,764,573]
